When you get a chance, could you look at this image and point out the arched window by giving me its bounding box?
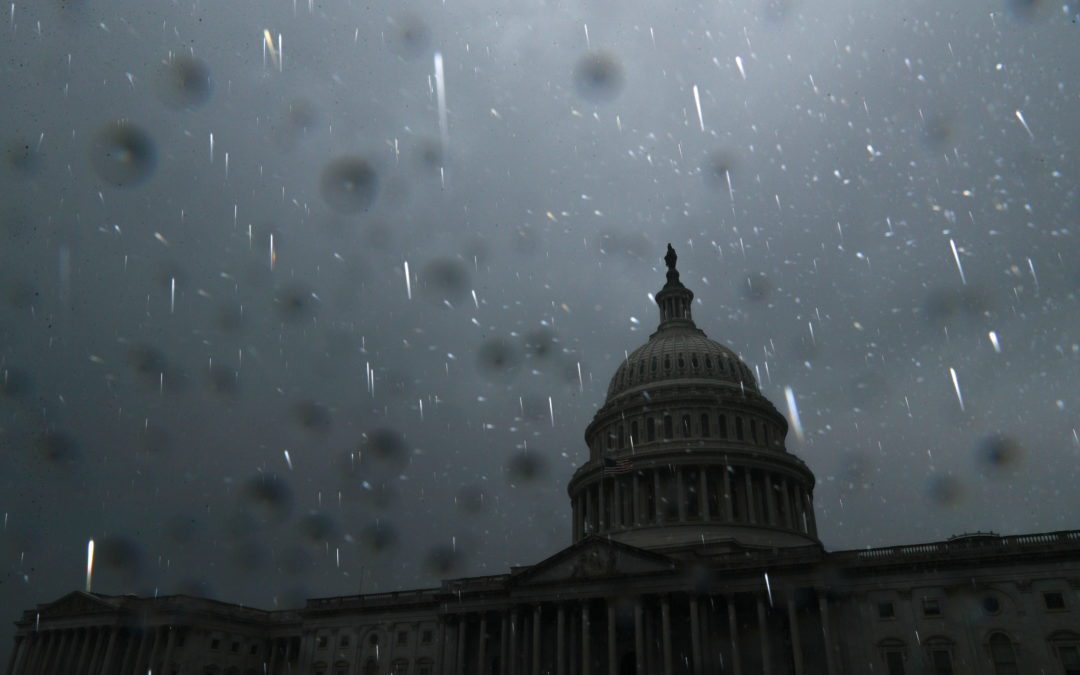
[663,355,671,370]
[878,638,906,675]
[663,415,673,440]
[390,659,409,675]
[647,418,656,442]
[988,633,1018,675]
[718,358,726,373]
[1048,630,1080,675]
[681,415,691,438]
[700,414,710,437]
[750,419,758,443]
[417,659,435,675]
[677,354,685,369]
[718,415,728,439]
[618,426,625,449]
[763,425,770,446]
[638,360,645,377]
[606,431,613,450]
[631,421,639,445]
[735,417,744,441]
[691,353,699,369]
[651,357,657,373]
[925,637,955,675]
[704,355,712,370]
[363,659,379,675]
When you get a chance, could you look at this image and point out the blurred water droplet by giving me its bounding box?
[3,139,41,177]
[157,55,212,109]
[35,431,80,465]
[420,258,469,304]
[927,474,964,507]
[241,473,293,522]
[292,400,332,435]
[320,157,378,214]
[506,449,548,484]
[298,511,340,545]
[423,543,462,576]
[574,52,625,103]
[977,434,1024,472]
[476,338,522,381]
[89,121,156,187]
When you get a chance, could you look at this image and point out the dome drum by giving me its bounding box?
[572,245,821,553]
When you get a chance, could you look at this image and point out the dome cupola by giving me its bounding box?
[567,245,819,554]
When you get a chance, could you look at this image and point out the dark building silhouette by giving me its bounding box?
[7,247,1080,675]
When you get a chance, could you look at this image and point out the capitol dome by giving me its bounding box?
[567,244,820,554]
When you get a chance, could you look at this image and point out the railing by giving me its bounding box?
[853,530,1080,561]
[306,588,440,609]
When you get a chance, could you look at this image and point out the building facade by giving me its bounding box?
[7,247,1080,675]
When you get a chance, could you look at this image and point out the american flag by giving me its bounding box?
[603,456,633,476]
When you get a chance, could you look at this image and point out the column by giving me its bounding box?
[598,480,606,531]
[500,612,509,675]
[477,614,488,675]
[765,474,778,525]
[653,471,662,522]
[569,606,578,675]
[744,470,757,524]
[268,638,279,675]
[573,498,582,541]
[634,600,644,675]
[75,628,95,673]
[44,630,69,675]
[134,629,152,675]
[456,616,467,675]
[437,622,447,675]
[99,627,119,675]
[722,465,733,521]
[607,601,617,675]
[532,607,541,675]
[676,469,687,522]
[148,627,164,673]
[580,603,590,675]
[87,627,106,675]
[780,479,793,529]
[632,473,641,525]
[690,597,703,675]
[60,629,81,673]
[808,492,819,536]
[510,609,518,675]
[660,596,673,675]
[757,595,772,673]
[818,594,837,675]
[699,469,710,521]
[586,489,595,534]
[613,479,622,529]
[5,636,23,675]
[162,627,178,674]
[556,605,566,675]
[727,597,742,675]
[18,634,38,675]
[787,597,805,675]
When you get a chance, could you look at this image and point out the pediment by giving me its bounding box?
[39,591,116,618]
[515,537,677,585]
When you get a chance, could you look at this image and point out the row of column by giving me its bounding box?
[443,591,839,675]
[573,465,817,540]
[8,624,181,675]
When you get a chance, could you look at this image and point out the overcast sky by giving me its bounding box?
[1,0,1078,661]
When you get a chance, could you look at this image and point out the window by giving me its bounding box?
[677,354,684,369]
[417,658,434,675]
[630,421,638,445]
[391,659,408,675]
[340,635,350,647]
[922,597,941,617]
[691,354,698,368]
[317,636,328,649]
[1045,592,1066,611]
[751,419,758,443]
[681,415,691,438]
[651,357,657,373]
[982,595,1001,615]
[250,644,259,655]
[718,415,727,439]
[397,631,407,645]
[663,415,673,439]
[336,667,348,675]
[1050,631,1080,675]
[704,355,712,370]
[877,602,895,619]
[368,634,379,646]
[988,633,1018,675]
[925,639,955,675]
[735,417,744,440]
[231,641,239,652]
[647,418,655,441]
[700,414,710,437]
[618,426,624,448]
[211,639,221,650]
[663,355,671,370]
[421,629,432,644]
[885,650,905,675]
[363,660,379,675]
[606,431,613,450]
[638,361,644,377]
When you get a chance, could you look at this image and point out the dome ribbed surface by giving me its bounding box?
[606,325,759,402]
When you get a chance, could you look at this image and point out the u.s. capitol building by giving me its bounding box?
[8,247,1080,675]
